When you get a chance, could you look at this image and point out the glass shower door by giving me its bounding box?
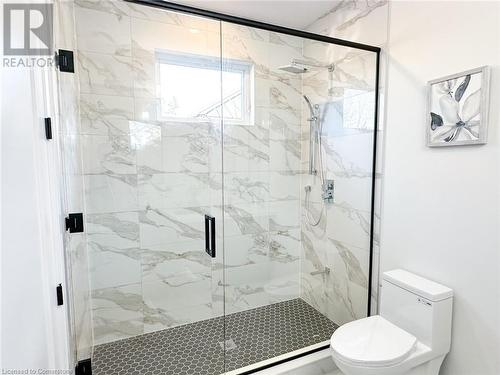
[219,19,377,372]
[64,2,378,374]
[70,4,226,374]
[126,7,226,374]
[220,22,320,372]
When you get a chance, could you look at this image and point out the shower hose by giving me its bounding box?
[305,111,325,227]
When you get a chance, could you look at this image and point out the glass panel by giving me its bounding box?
[62,1,378,373]
[300,39,377,323]
[221,21,377,372]
[67,3,225,374]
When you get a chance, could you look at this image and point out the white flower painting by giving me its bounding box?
[427,66,490,147]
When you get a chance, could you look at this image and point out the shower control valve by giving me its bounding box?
[322,179,335,203]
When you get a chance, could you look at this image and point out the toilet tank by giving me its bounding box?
[380,269,453,354]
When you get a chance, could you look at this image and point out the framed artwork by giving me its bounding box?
[427,66,490,147]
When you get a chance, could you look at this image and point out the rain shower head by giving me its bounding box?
[278,62,309,74]
[278,58,335,74]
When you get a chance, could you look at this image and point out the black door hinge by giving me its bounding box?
[65,213,84,233]
[75,359,92,375]
[56,283,64,306]
[56,49,74,73]
[44,117,52,140]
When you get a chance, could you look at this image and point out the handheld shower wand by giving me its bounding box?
[303,95,317,176]
[303,95,325,226]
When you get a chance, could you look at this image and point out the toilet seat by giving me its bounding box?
[330,315,417,368]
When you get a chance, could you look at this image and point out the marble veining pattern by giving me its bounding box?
[66,0,380,350]
[299,0,387,324]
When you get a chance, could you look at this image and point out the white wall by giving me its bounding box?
[381,2,500,375]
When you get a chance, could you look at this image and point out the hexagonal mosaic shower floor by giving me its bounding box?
[92,298,338,375]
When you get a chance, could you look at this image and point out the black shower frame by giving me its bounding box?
[124,0,381,372]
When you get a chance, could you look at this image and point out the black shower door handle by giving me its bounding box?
[205,215,210,253]
[204,215,216,258]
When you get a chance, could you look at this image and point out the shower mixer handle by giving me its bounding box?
[322,179,335,203]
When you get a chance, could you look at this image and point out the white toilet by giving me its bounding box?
[330,269,453,375]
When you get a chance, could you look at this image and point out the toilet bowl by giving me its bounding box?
[330,269,453,375]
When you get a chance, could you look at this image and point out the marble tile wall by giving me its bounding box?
[72,0,304,345]
[298,40,377,325]
[302,0,389,322]
[305,0,389,47]
[220,25,303,315]
[66,0,383,349]
[72,0,225,345]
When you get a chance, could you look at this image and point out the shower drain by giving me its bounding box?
[219,338,237,351]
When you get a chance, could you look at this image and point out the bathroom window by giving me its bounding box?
[157,51,254,125]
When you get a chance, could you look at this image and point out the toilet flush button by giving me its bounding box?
[417,297,432,306]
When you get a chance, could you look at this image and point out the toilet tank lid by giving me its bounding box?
[383,269,453,301]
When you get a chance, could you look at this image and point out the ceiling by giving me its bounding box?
[168,1,337,30]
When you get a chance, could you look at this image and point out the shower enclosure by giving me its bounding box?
[56,1,380,374]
